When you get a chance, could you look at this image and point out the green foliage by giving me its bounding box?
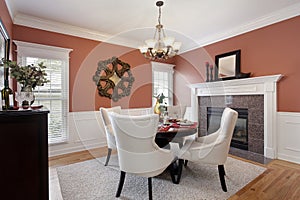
[3,59,49,89]
[154,93,166,103]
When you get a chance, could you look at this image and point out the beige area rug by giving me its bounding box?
[56,155,266,200]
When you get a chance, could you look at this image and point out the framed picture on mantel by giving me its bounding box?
[0,18,10,89]
[215,49,241,80]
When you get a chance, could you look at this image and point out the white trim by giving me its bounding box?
[49,141,106,157]
[185,3,300,52]
[8,2,300,52]
[14,40,72,144]
[190,75,283,159]
[13,13,110,42]
[13,40,72,59]
[151,62,175,106]
[277,112,300,164]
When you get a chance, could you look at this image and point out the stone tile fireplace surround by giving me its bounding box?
[199,95,264,154]
[189,75,282,159]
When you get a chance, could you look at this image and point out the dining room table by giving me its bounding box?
[155,119,198,184]
[155,120,198,148]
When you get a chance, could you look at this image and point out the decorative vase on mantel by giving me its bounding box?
[154,99,161,115]
[21,85,35,107]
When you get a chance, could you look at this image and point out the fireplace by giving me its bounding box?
[207,107,248,150]
[189,74,282,159]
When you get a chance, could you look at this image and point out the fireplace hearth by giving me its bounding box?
[207,107,248,150]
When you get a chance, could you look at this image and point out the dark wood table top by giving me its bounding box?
[156,122,198,141]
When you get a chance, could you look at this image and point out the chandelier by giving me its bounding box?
[139,1,181,60]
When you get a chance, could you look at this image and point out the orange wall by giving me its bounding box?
[12,25,151,111]
[175,16,300,112]
[3,0,300,112]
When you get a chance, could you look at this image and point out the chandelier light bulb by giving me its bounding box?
[139,1,181,60]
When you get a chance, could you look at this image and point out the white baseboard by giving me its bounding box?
[49,141,107,157]
[277,112,300,164]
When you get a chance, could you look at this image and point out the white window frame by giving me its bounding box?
[151,61,175,106]
[13,40,72,144]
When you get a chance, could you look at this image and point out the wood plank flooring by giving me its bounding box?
[49,147,300,200]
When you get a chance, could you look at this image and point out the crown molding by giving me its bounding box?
[180,2,300,54]
[14,13,110,41]
[11,2,300,54]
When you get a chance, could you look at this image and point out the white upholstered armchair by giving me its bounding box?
[99,106,121,166]
[179,107,238,191]
[109,112,175,200]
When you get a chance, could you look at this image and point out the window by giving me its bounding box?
[14,41,72,144]
[151,62,174,106]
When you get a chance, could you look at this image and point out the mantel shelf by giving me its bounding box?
[189,74,283,89]
[189,74,283,97]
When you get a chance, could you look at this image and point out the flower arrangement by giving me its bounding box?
[3,59,49,90]
[154,93,166,103]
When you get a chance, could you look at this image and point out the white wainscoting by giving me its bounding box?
[49,111,107,157]
[277,112,300,164]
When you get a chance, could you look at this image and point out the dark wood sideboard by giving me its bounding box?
[0,109,49,200]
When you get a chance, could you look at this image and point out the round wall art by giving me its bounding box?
[92,57,135,102]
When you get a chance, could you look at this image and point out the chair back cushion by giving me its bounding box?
[180,107,238,165]
[99,106,121,149]
[218,107,238,144]
[206,107,238,164]
[100,106,121,127]
[109,113,174,177]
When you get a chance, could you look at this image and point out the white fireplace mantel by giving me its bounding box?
[189,74,283,159]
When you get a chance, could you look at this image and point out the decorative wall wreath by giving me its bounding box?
[92,57,135,102]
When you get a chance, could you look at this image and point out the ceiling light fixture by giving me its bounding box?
[139,1,181,60]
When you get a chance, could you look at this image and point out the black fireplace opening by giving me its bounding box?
[207,107,248,150]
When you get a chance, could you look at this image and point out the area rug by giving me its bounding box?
[56,155,266,200]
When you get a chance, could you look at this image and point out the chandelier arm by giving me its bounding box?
[162,28,166,38]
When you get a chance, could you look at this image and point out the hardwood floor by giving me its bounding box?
[49,147,300,200]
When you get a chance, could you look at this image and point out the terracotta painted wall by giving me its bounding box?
[0,0,13,58]
[174,16,300,112]
[12,25,151,111]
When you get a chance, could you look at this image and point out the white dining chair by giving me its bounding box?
[99,106,121,166]
[109,112,176,200]
[179,107,238,191]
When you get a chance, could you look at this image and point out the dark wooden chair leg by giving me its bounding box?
[148,177,153,200]
[218,165,227,192]
[104,148,112,166]
[116,171,126,197]
[175,159,184,184]
[184,160,188,167]
[169,159,184,184]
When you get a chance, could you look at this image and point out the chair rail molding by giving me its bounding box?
[189,74,283,159]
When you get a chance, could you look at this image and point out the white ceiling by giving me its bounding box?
[5,0,300,53]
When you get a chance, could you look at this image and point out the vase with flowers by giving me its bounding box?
[4,60,49,107]
[153,93,166,115]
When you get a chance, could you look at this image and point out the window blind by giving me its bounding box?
[14,41,72,144]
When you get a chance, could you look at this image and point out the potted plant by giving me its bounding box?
[3,59,49,106]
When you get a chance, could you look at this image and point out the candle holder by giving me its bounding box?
[205,62,209,82]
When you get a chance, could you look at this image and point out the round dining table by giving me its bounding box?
[155,122,198,148]
[155,122,198,184]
